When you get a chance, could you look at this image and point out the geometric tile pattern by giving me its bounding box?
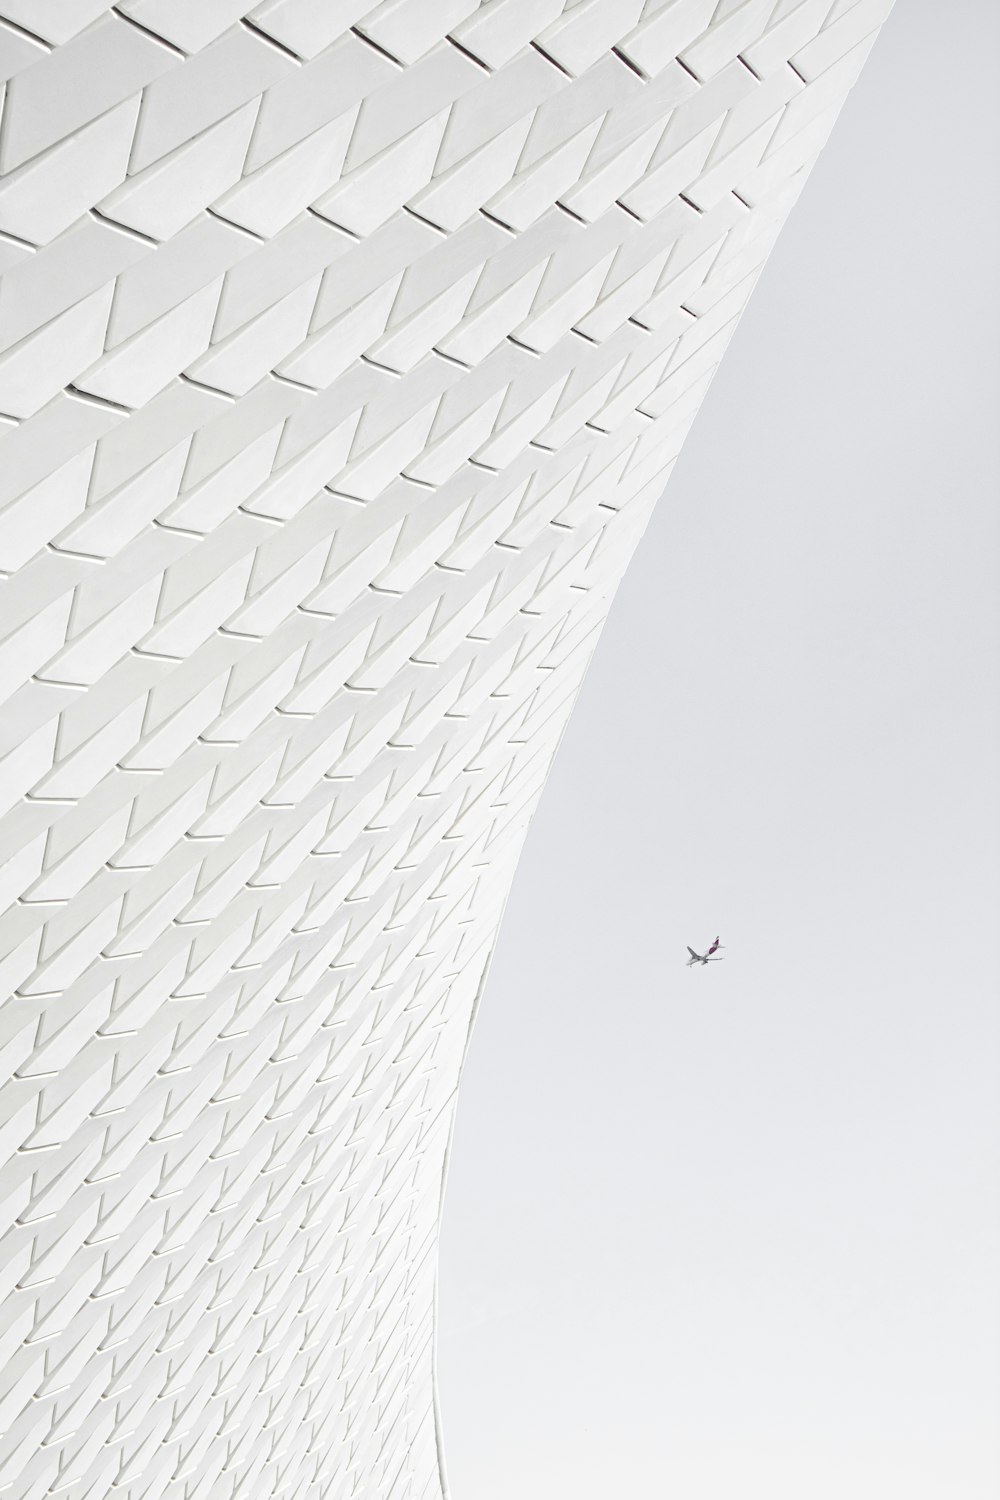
[0,3,892,1495]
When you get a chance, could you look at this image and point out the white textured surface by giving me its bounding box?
[0,4,891,1496]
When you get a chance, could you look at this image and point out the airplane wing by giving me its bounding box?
[686,947,700,960]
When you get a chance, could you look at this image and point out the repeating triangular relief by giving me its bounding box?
[0,4,894,1497]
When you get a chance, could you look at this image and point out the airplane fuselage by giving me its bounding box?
[687,941,723,967]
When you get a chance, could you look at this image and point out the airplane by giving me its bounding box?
[686,936,723,967]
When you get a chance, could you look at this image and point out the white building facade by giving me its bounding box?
[0,4,892,1496]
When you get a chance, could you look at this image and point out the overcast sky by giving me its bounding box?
[437,3,1000,1497]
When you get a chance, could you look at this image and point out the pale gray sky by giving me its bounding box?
[437,3,1000,1497]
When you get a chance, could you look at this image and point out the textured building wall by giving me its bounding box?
[0,4,892,1497]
